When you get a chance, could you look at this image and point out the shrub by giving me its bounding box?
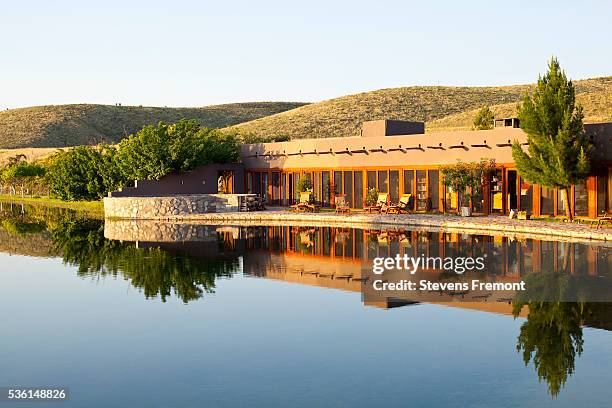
[365,188,378,206]
[296,176,312,193]
[473,106,494,130]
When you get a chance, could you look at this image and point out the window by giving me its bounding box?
[520,179,533,213]
[597,169,609,214]
[261,173,269,200]
[313,172,321,205]
[344,171,353,207]
[574,181,588,216]
[247,172,253,193]
[322,172,331,207]
[428,170,439,211]
[334,171,342,196]
[281,173,287,206]
[354,171,363,208]
[403,170,414,196]
[253,172,261,195]
[557,189,566,215]
[389,170,400,203]
[272,172,280,205]
[416,170,427,210]
[541,187,554,215]
[293,173,300,202]
[367,171,376,192]
[378,171,388,193]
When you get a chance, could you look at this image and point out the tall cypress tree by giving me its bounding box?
[512,58,591,219]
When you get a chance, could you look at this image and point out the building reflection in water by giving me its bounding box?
[2,204,612,398]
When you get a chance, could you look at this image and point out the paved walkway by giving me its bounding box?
[133,209,612,242]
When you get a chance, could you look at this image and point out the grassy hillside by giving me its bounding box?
[427,90,612,132]
[0,102,307,149]
[225,77,612,138]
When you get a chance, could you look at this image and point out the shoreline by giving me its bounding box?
[104,209,612,242]
[0,196,104,215]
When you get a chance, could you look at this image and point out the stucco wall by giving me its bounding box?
[103,194,246,219]
[109,163,245,197]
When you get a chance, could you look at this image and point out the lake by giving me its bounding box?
[1,202,611,407]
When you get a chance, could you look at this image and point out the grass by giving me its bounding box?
[0,195,104,215]
[427,89,612,132]
[0,102,308,149]
[224,76,612,139]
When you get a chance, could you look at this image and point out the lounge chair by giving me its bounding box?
[334,195,350,214]
[290,192,311,212]
[364,193,389,214]
[290,192,320,212]
[385,194,412,214]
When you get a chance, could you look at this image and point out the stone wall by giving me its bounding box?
[103,194,246,219]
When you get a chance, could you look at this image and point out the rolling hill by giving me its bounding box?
[0,102,307,149]
[224,77,612,138]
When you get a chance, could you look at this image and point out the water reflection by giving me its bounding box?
[1,203,612,397]
[513,301,585,397]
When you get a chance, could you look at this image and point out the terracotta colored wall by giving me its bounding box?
[109,163,245,197]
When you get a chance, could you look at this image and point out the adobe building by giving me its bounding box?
[241,119,612,218]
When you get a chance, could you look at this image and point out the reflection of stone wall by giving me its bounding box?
[104,219,239,242]
[103,194,243,219]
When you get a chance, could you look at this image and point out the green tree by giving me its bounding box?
[296,176,312,193]
[116,119,239,183]
[511,58,591,220]
[473,105,494,130]
[0,157,46,196]
[440,159,496,210]
[46,146,121,200]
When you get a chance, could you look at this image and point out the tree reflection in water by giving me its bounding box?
[513,301,585,397]
[50,218,239,303]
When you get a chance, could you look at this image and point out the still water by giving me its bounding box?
[1,203,611,407]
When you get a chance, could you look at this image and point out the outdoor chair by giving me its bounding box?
[364,193,389,214]
[334,195,351,214]
[385,194,412,214]
[290,192,320,212]
[594,211,612,229]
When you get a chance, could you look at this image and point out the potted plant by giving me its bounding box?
[440,159,496,217]
[365,188,378,206]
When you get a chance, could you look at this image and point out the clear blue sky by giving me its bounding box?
[2,0,610,109]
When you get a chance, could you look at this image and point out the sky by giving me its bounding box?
[1,0,610,109]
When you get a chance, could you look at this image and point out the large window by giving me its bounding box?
[344,171,353,207]
[322,172,331,207]
[416,170,427,210]
[261,172,269,200]
[574,181,588,216]
[272,172,280,205]
[313,172,321,206]
[293,173,300,202]
[334,171,342,196]
[557,189,567,215]
[520,179,533,214]
[377,171,388,193]
[403,170,414,196]
[354,171,363,208]
[367,171,376,192]
[247,172,253,194]
[597,169,610,214]
[541,187,554,215]
[445,186,456,212]
[389,170,400,204]
[253,172,261,195]
[428,170,439,211]
[281,173,287,206]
